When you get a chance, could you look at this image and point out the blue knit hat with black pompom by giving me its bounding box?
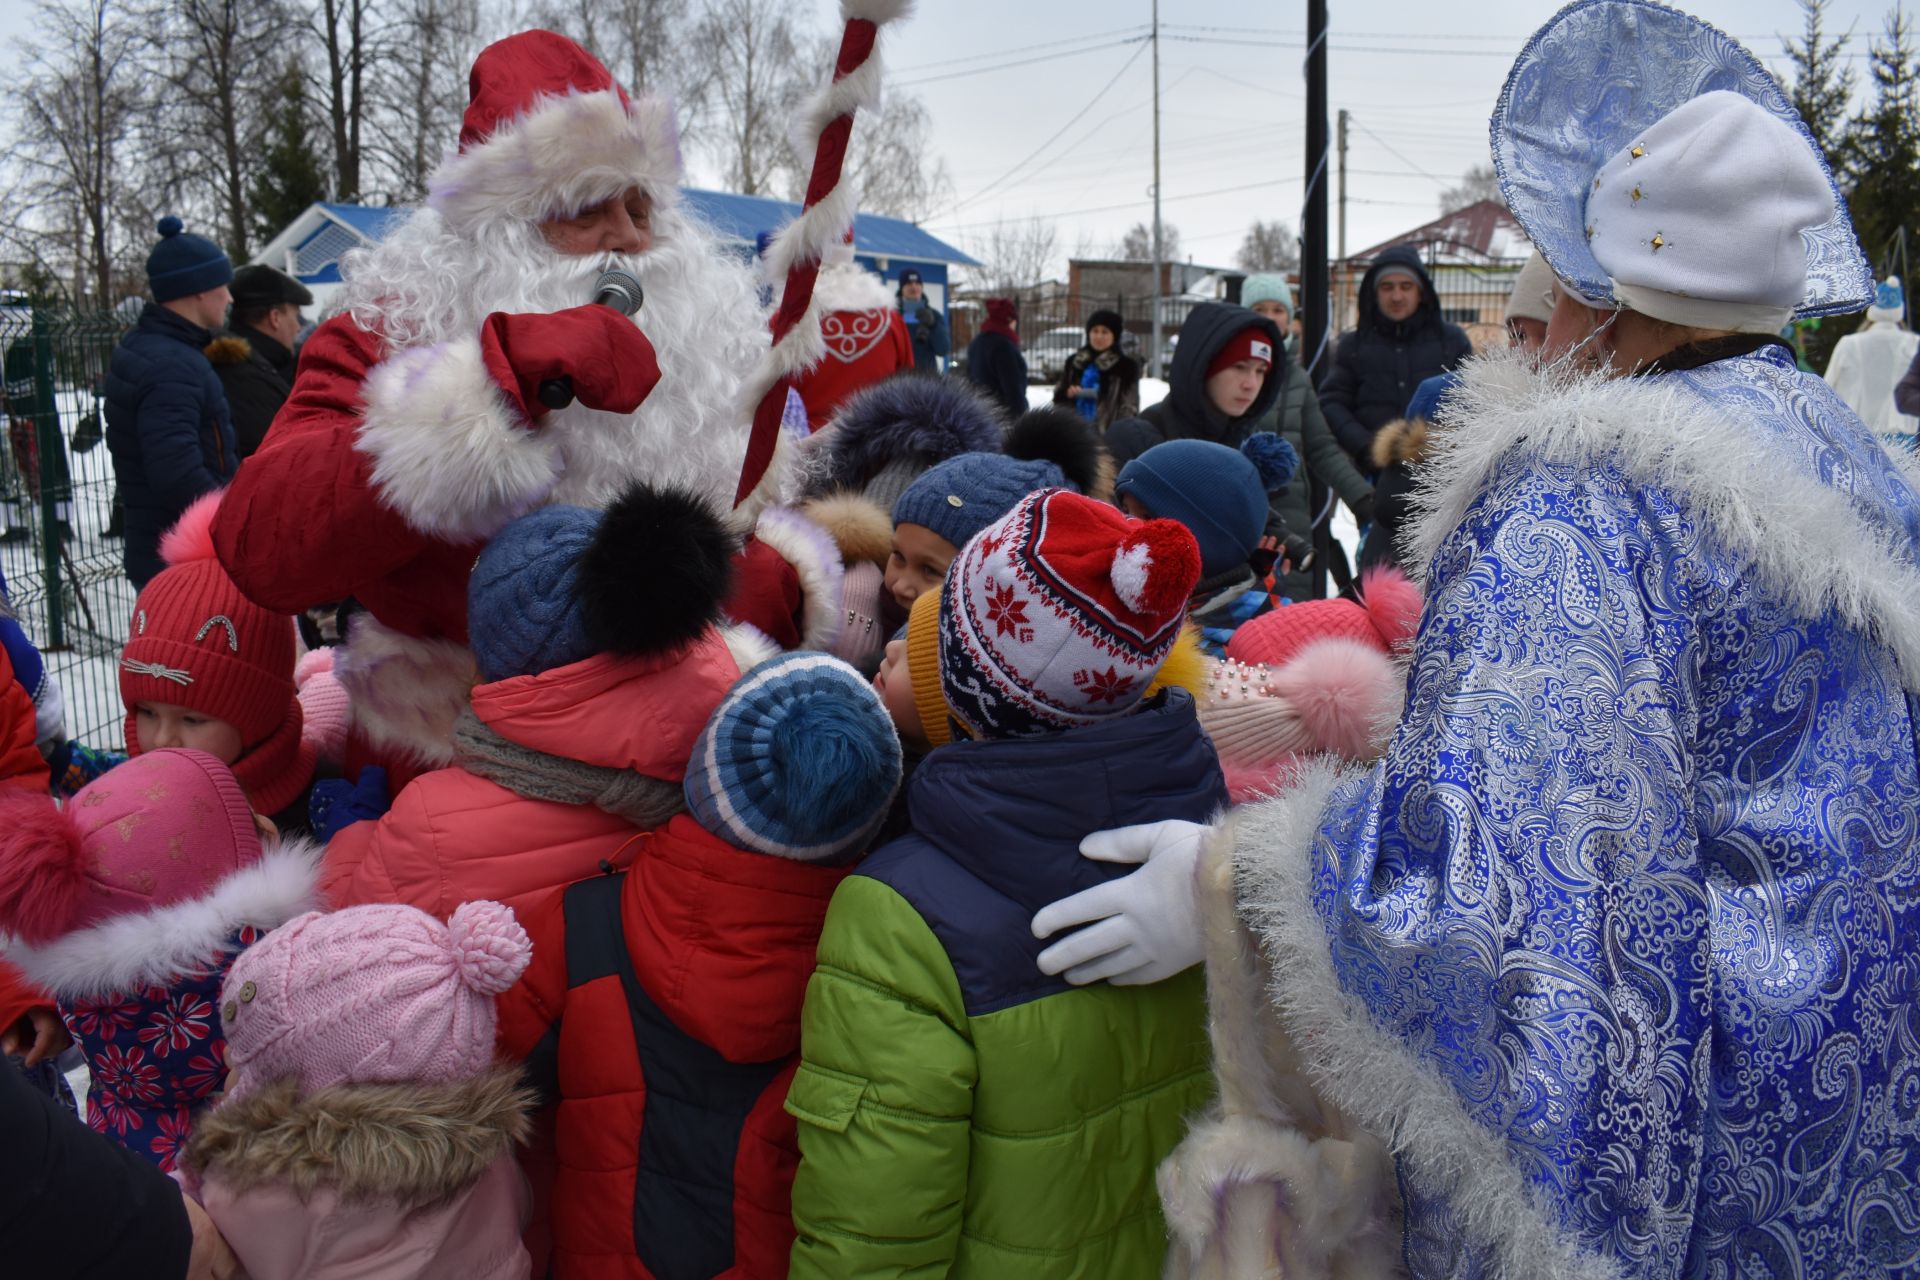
[467,483,737,683]
[466,505,601,682]
[146,217,234,304]
[684,652,903,864]
[1114,434,1298,578]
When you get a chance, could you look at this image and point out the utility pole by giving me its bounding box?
[1149,0,1163,380]
[1304,0,1332,599]
[1337,109,1349,263]
[1337,107,1349,336]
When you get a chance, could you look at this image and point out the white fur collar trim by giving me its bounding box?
[1231,764,1622,1280]
[1406,349,1920,691]
[1,839,323,1001]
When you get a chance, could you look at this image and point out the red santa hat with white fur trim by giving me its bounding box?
[426,29,682,233]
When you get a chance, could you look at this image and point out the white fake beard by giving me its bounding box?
[340,204,771,514]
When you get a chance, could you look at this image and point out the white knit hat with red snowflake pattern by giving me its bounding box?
[938,488,1200,740]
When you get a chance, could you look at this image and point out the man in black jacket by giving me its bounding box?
[104,218,237,587]
[207,264,311,459]
[1319,244,1471,474]
[6,1058,236,1277]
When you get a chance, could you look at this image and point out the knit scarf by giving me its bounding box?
[450,708,685,828]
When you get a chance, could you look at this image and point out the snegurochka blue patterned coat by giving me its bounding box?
[1223,346,1920,1280]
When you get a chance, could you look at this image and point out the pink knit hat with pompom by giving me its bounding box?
[218,900,531,1100]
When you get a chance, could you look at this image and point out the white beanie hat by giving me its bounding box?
[1584,91,1834,333]
[1503,252,1558,326]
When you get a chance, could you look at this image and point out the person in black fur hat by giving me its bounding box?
[1051,308,1141,432]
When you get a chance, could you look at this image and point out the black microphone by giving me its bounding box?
[537,268,646,410]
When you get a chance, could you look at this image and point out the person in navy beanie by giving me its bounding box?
[883,406,1109,613]
[105,218,237,587]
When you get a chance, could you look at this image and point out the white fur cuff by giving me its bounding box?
[355,336,562,542]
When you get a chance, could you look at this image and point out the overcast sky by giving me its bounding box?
[793,0,1895,271]
[0,0,1895,272]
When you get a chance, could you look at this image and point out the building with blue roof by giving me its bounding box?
[252,193,977,315]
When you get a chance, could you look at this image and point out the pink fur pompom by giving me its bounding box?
[1266,637,1400,762]
[159,490,226,569]
[1358,567,1422,652]
[445,900,532,996]
[0,790,90,945]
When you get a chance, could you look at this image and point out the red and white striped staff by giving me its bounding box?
[733,0,912,510]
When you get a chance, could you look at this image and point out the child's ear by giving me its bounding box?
[252,811,280,847]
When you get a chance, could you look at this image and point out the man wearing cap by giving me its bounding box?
[104,217,237,588]
[1034,2,1920,1274]
[205,264,312,459]
[896,269,949,374]
[209,31,776,775]
[1318,243,1472,474]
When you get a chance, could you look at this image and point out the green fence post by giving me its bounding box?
[30,308,64,649]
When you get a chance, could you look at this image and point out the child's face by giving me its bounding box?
[1119,493,1153,520]
[1206,358,1270,419]
[133,702,245,764]
[874,636,930,752]
[885,523,958,612]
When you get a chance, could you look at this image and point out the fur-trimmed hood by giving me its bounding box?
[1368,417,1429,470]
[203,335,255,368]
[0,837,323,1001]
[182,1065,534,1207]
[1407,346,1920,691]
[803,375,1005,495]
[801,492,894,566]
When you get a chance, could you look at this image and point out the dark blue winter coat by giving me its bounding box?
[1317,244,1470,473]
[860,688,1225,1016]
[965,330,1029,422]
[899,297,951,373]
[105,304,237,586]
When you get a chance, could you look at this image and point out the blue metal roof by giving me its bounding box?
[319,203,407,240]
[678,188,978,267]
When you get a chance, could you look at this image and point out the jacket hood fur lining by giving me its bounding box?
[179,1065,534,1207]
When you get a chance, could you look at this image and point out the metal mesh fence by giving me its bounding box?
[1,307,140,750]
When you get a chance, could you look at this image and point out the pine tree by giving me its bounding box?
[1782,0,1857,164]
[1844,6,1920,275]
[250,62,329,247]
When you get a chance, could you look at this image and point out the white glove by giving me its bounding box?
[1030,820,1209,986]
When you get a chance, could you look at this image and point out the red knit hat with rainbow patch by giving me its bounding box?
[938,488,1200,740]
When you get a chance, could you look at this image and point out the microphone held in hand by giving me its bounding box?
[538,268,647,410]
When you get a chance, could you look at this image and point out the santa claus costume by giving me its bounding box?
[211,31,777,777]
[790,242,914,431]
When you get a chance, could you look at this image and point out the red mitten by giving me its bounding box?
[478,305,662,423]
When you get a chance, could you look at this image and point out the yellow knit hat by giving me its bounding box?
[906,588,952,748]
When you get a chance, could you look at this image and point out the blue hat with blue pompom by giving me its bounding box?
[684,652,902,863]
[1114,434,1296,579]
[145,217,234,304]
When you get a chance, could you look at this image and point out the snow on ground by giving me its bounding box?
[2,384,140,749]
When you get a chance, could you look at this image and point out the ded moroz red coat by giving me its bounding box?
[791,263,915,432]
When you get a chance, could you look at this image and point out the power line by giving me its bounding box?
[893,27,1149,76]
[913,35,1148,86]
[1349,119,1451,186]
[929,38,1151,219]
[927,175,1301,238]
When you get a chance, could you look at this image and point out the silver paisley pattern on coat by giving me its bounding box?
[1309,348,1920,1278]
